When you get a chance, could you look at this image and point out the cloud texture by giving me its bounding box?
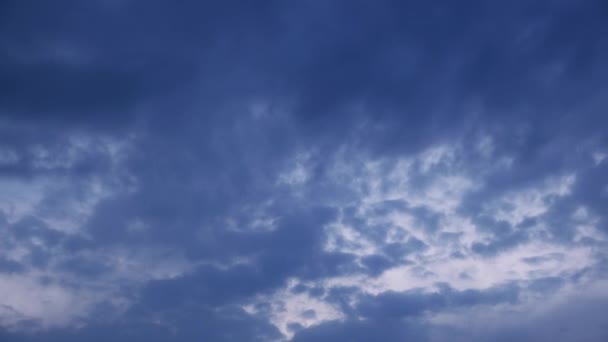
[1,1,607,341]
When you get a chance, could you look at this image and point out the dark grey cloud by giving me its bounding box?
[0,306,282,342]
[291,319,428,342]
[356,284,520,319]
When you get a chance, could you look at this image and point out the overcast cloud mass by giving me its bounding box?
[1,1,608,341]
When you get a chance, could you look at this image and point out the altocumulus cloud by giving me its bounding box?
[1,0,607,341]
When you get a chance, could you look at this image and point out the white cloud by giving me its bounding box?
[251,137,605,340]
[244,278,344,340]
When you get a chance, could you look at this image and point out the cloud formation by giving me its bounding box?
[1,0,607,341]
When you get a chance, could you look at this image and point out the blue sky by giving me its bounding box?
[1,1,607,341]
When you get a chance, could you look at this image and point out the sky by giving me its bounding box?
[1,1,607,341]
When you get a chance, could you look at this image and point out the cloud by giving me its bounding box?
[1,0,608,341]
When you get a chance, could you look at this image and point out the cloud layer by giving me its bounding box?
[1,1,607,341]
